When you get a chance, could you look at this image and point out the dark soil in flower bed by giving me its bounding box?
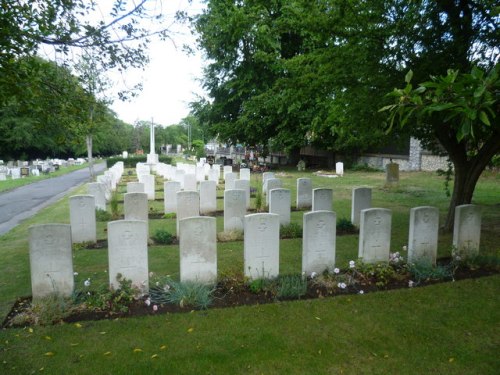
[2,266,497,328]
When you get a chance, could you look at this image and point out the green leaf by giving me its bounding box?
[474,85,485,98]
[479,111,491,126]
[405,70,413,84]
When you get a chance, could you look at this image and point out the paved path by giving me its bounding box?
[0,163,107,236]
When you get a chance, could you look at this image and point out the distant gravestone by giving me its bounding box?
[224,189,246,232]
[87,182,106,211]
[184,173,197,191]
[265,178,282,205]
[296,178,312,209]
[142,174,156,200]
[453,204,481,257]
[408,206,439,265]
[262,172,275,193]
[11,168,21,179]
[312,188,333,211]
[199,180,217,214]
[336,162,344,176]
[358,208,392,263]
[223,165,233,179]
[224,172,237,190]
[176,191,200,234]
[269,188,291,226]
[69,195,96,243]
[107,220,149,293]
[386,163,399,185]
[0,172,6,181]
[234,179,251,209]
[179,216,217,284]
[124,192,148,222]
[175,169,186,189]
[302,211,336,275]
[29,224,74,299]
[195,166,205,182]
[122,151,128,159]
[127,182,144,193]
[208,168,219,185]
[239,168,251,181]
[164,181,181,214]
[244,213,280,279]
[351,187,372,226]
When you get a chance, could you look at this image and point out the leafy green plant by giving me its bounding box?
[276,274,307,299]
[280,222,302,239]
[408,261,455,285]
[336,217,356,234]
[352,261,407,288]
[95,208,112,222]
[248,278,276,295]
[152,229,174,245]
[9,294,74,326]
[254,187,264,212]
[149,277,214,310]
[163,212,176,219]
[109,190,120,219]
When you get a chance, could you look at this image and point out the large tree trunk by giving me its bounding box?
[86,134,95,181]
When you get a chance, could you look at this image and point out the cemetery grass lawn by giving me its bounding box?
[0,168,499,374]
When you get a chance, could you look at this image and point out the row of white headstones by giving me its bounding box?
[28,163,481,300]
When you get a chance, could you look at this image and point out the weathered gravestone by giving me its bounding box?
[175,169,186,189]
[164,181,181,214]
[69,195,96,243]
[408,206,439,265]
[224,172,237,190]
[87,182,106,211]
[223,165,233,179]
[234,179,251,209]
[262,172,275,194]
[239,168,251,181]
[142,174,156,200]
[107,220,149,293]
[453,204,481,257]
[124,192,148,222]
[351,187,372,226]
[336,162,344,176]
[179,216,217,284]
[127,182,145,193]
[386,162,399,185]
[296,178,312,210]
[29,224,74,299]
[199,180,217,214]
[244,213,280,279]
[265,178,282,205]
[184,173,197,191]
[312,188,333,211]
[302,211,336,275]
[224,189,246,232]
[358,208,392,263]
[208,167,219,185]
[269,188,291,226]
[176,191,200,234]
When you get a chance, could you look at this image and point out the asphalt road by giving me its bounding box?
[0,162,107,236]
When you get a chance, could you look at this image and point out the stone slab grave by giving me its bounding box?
[296,178,312,209]
[351,187,372,226]
[127,182,144,193]
[302,210,336,275]
[358,208,392,263]
[239,168,251,181]
[107,220,149,293]
[408,206,439,265]
[124,192,148,222]
[265,178,282,205]
[142,174,156,200]
[87,182,106,211]
[29,224,74,299]
[208,167,219,185]
[223,165,233,179]
[200,180,217,214]
[224,189,246,232]
[195,165,206,182]
[336,162,344,176]
[262,172,275,194]
[224,172,237,190]
[386,162,399,185]
[184,173,197,191]
[164,181,181,214]
[244,213,280,279]
[176,191,200,235]
[234,179,251,209]
[453,204,481,257]
[269,188,291,226]
[175,169,186,189]
[179,216,217,284]
[69,195,96,243]
[312,188,333,211]
[96,175,112,201]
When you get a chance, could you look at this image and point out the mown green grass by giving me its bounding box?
[0,167,499,374]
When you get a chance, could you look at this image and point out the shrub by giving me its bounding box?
[96,208,112,222]
[408,261,455,285]
[11,294,74,326]
[109,190,120,219]
[149,277,214,310]
[280,222,302,239]
[336,218,356,234]
[254,187,264,211]
[276,275,307,299]
[152,229,174,245]
[106,155,173,168]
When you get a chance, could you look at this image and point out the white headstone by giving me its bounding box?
[265,178,282,205]
[179,217,217,284]
[351,187,372,226]
[224,172,237,190]
[195,166,206,182]
[312,188,333,211]
[164,181,181,214]
[223,165,233,179]
[244,213,280,279]
[142,174,156,200]
[87,182,106,211]
[127,182,145,193]
[239,168,251,181]
[199,180,217,214]
[234,179,251,209]
[208,167,219,185]
[224,189,246,232]
[335,162,344,176]
[296,178,312,209]
[453,204,481,257]
[358,208,392,263]
[408,206,439,265]
[107,220,149,293]
[269,188,291,226]
[69,195,96,243]
[183,173,197,191]
[124,192,148,222]
[0,172,6,181]
[302,211,336,275]
[29,224,74,299]
[176,191,200,234]
[262,172,275,193]
[122,151,128,159]
[175,169,186,189]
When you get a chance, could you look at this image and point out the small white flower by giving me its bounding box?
[310,272,317,278]
[408,280,415,288]
[349,260,355,268]
[87,291,91,296]
[163,284,171,292]
[84,278,91,287]
[333,268,340,274]
[149,272,154,278]
[359,290,364,295]
[402,245,407,251]
[155,281,160,286]
[153,305,158,312]
[145,298,151,306]
[73,272,79,276]
[337,282,346,289]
